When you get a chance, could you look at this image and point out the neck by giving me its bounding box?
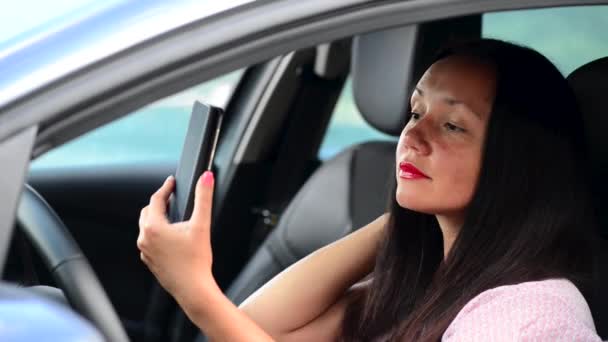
[435,212,465,260]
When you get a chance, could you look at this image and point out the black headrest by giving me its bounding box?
[568,57,608,238]
[351,17,481,136]
[568,57,608,172]
[568,58,608,340]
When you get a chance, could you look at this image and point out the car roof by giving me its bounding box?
[0,0,254,109]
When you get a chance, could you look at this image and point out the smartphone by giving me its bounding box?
[168,101,224,223]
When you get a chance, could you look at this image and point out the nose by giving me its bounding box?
[402,120,431,155]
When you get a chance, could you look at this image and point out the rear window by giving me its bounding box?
[483,5,608,75]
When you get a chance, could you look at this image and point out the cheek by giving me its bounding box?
[395,140,483,214]
[435,143,483,203]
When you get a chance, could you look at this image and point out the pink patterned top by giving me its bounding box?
[442,278,602,341]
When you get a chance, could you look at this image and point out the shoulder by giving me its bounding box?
[442,278,601,341]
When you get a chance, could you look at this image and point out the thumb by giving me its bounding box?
[190,171,214,230]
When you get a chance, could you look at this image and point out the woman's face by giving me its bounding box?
[395,55,496,216]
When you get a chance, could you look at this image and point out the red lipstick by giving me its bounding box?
[399,162,430,180]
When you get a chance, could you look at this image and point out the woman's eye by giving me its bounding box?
[409,112,421,121]
[444,122,465,133]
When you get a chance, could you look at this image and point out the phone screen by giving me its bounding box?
[168,101,224,223]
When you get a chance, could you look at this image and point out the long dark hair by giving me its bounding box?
[340,39,598,341]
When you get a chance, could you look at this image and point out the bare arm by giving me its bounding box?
[179,281,275,342]
[239,213,388,339]
[138,173,386,341]
[138,175,275,342]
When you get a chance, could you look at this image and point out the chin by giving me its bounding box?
[395,188,436,214]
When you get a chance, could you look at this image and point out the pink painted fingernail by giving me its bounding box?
[202,171,214,186]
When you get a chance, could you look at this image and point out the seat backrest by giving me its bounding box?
[225,141,395,305]
[567,58,608,339]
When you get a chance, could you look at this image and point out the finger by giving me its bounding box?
[190,171,214,230]
[149,175,175,222]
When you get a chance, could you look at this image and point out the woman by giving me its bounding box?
[137,39,602,340]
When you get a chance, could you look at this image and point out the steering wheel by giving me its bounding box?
[16,184,130,342]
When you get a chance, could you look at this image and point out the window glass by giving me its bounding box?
[318,77,396,160]
[483,6,608,75]
[31,70,243,169]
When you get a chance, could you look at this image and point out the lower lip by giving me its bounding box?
[399,169,429,180]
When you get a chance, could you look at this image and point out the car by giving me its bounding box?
[0,0,606,341]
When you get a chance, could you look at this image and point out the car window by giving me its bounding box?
[318,77,396,160]
[483,5,608,76]
[31,70,243,169]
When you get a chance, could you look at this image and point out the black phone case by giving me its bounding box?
[168,101,223,223]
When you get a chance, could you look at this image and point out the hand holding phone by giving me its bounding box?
[168,101,224,223]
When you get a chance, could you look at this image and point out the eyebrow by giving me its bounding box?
[414,87,482,119]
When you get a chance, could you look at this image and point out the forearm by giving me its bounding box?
[178,280,275,342]
[239,213,388,337]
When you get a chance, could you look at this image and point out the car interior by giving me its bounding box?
[2,4,607,342]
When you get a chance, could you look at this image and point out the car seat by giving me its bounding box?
[568,58,608,339]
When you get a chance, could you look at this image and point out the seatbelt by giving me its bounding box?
[247,77,344,253]
[248,154,318,255]
[247,42,350,254]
